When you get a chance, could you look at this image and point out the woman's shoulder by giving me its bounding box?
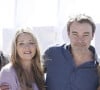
[0,63,16,78]
[0,63,19,90]
[1,63,13,72]
[0,63,17,82]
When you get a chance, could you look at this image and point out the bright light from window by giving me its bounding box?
[0,0,15,28]
[16,0,58,27]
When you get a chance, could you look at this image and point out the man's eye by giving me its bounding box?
[84,34,89,36]
[29,42,35,45]
[73,34,77,35]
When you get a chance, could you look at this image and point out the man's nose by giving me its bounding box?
[77,37,84,42]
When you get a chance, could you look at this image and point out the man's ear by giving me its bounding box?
[92,33,95,40]
[67,31,70,37]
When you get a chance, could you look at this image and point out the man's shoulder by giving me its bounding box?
[45,44,66,53]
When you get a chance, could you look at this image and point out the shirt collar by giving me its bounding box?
[66,44,99,66]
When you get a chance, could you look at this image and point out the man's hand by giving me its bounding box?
[97,86,100,90]
[0,83,10,90]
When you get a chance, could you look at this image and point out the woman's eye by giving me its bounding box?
[19,43,24,46]
[17,42,36,47]
[73,34,77,36]
[72,34,78,37]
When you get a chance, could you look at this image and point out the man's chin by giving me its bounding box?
[74,46,87,51]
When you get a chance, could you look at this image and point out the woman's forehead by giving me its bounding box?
[17,33,34,41]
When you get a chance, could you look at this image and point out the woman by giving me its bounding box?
[0,27,45,90]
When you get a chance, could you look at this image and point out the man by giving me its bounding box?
[0,51,9,70]
[44,14,99,90]
[0,51,9,90]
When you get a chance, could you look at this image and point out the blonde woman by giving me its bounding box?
[0,27,45,90]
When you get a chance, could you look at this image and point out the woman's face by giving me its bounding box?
[16,33,36,61]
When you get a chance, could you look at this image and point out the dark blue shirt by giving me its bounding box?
[44,44,99,90]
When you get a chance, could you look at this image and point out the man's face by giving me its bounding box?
[68,22,94,50]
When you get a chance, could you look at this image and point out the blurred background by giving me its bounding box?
[0,0,100,60]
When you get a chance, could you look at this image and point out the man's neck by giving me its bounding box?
[71,47,93,66]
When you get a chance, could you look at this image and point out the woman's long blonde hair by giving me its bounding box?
[11,27,45,90]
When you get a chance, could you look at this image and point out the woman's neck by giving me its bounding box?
[21,60,32,72]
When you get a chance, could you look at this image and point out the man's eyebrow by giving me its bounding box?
[83,32,90,34]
